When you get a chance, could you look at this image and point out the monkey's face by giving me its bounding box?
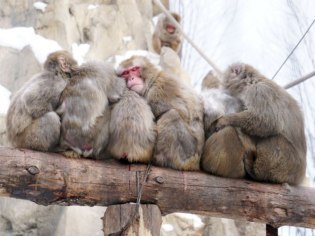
[117,57,146,94]
[223,63,248,95]
[120,66,144,93]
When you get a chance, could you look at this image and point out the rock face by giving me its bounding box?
[0,46,41,94]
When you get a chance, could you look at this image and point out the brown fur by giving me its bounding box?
[201,71,221,90]
[118,56,204,171]
[152,12,182,55]
[6,50,77,151]
[216,63,306,185]
[108,88,156,163]
[200,71,256,178]
[59,61,125,159]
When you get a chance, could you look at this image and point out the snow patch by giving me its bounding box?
[0,27,62,64]
[161,223,174,232]
[33,2,47,12]
[72,43,90,65]
[88,4,99,10]
[174,213,204,229]
[0,85,11,115]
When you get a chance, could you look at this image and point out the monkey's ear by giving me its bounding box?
[58,55,71,73]
[171,13,181,23]
[230,63,244,76]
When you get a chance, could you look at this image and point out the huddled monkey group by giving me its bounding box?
[6,12,306,186]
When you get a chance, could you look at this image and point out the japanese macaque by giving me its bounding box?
[152,12,182,55]
[117,56,204,171]
[159,47,191,84]
[201,71,256,178]
[216,63,307,185]
[108,87,156,163]
[6,51,77,151]
[58,61,125,159]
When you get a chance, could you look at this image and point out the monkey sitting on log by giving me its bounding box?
[117,56,204,171]
[6,51,77,152]
[58,61,125,159]
[107,81,157,163]
[216,63,306,185]
[201,70,256,178]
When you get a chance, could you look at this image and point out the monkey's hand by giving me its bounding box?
[215,116,230,131]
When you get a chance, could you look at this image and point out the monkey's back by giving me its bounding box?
[6,72,66,144]
[242,76,305,148]
[109,89,156,162]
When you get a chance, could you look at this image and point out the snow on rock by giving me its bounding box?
[0,84,11,115]
[33,2,48,12]
[0,27,62,64]
[72,43,90,65]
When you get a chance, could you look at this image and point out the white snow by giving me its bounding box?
[88,4,99,10]
[0,85,11,115]
[174,213,205,229]
[33,2,47,12]
[72,43,90,65]
[161,223,174,232]
[0,27,62,64]
[122,36,133,44]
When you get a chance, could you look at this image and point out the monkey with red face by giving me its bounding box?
[107,76,157,163]
[152,12,182,55]
[117,56,204,171]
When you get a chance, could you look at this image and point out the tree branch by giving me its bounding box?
[0,146,314,229]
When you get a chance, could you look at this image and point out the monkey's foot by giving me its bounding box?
[61,150,82,159]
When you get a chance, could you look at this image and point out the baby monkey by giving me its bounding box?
[201,70,256,178]
[6,50,77,151]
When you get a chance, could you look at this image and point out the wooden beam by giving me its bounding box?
[0,146,314,229]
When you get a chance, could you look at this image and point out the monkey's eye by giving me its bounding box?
[121,70,129,76]
[131,66,140,72]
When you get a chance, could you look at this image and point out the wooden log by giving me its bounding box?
[103,204,161,236]
[0,146,315,229]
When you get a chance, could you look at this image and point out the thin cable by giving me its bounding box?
[153,0,223,76]
[272,17,315,80]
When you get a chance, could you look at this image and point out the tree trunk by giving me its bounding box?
[0,147,314,229]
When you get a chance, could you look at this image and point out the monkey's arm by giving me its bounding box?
[152,33,162,54]
[216,111,278,137]
[170,38,181,53]
[23,89,54,118]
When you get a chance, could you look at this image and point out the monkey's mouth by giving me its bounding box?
[129,84,143,92]
[166,24,176,34]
